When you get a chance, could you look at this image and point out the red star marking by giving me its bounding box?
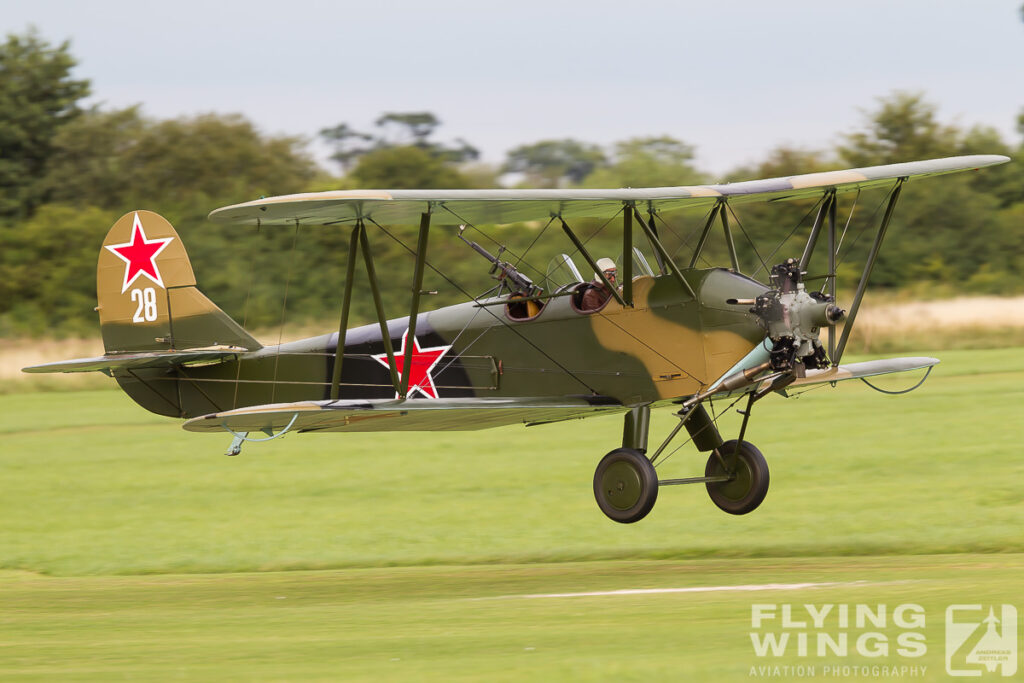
[105,212,174,293]
[372,329,452,399]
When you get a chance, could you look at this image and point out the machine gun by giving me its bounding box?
[457,225,541,297]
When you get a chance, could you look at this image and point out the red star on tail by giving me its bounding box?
[372,330,452,399]
[105,213,174,293]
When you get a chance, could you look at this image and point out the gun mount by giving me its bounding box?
[457,225,541,298]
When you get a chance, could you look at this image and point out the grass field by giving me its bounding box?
[1,347,1022,680]
[4,555,1023,681]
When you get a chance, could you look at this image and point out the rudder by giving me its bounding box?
[98,211,260,354]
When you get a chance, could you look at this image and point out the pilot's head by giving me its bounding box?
[596,257,617,284]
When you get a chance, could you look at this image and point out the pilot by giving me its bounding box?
[580,257,617,311]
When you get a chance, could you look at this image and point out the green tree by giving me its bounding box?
[727,147,833,182]
[502,139,607,187]
[319,122,373,172]
[44,110,317,209]
[375,111,440,147]
[320,111,478,175]
[350,145,473,189]
[583,136,705,188]
[0,29,90,217]
[956,124,1024,207]
[373,112,478,162]
[37,106,144,207]
[0,204,118,336]
[839,92,960,166]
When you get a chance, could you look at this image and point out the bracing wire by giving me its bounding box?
[751,196,826,280]
[835,188,861,255]
[667,205,717,268]
[366,217,602,395]
[725,202,768,275]
[821,188,861,297]
[652,392,748,470]
[515,215,556,269]
[270,221,300,402]
[233,220,261,409]
[835,182,898,271]
[440,205,549,282]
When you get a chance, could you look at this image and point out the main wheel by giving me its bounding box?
[593,448,659,523]
[705,439,769,515]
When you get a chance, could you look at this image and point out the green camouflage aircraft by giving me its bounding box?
[25,154,1009,523]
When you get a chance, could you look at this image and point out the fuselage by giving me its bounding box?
[116,268,768,418]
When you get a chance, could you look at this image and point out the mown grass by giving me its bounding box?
[1,347,1021,577]
[2,555,1022,681]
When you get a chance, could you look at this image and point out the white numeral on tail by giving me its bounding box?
[130,287,158,323]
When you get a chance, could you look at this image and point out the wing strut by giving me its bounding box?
[632,208,696,299]
[329,212,432,399]
[688,202,722,268]
[827,193,838,361]
[360,221,401,393]
[797,189,840,360]
[683,199,741,272]
[622,207,633,306]
[833,180,904,365]
[798,189,836,272]
[330,225,360,399]
[644,206,667,275]
[400,211,432,398]
[720,202,740,272]
[559,218,626,307]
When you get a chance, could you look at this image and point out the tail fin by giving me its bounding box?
[98,211,260,354]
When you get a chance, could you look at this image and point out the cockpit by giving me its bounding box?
[504,248,657,320]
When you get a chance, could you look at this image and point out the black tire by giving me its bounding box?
[593,448,659,523]
[705,439,769,515]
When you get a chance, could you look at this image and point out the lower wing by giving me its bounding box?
[183,396,625,434]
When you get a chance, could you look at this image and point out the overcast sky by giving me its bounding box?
[6,0,1023,177]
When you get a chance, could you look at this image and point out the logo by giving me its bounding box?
[946,604,1017,677]
[372,329,452,399]
[750,603,927,659]
[105,212,174,293]
[748,602,930,678]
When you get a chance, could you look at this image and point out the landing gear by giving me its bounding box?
[593,395,773,522]
[705,439,770,515]
[593,448,659,524]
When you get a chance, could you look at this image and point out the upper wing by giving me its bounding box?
[182,396,626,434]
[209,155,1009,227]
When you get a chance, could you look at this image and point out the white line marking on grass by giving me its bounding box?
[473,580,884,601]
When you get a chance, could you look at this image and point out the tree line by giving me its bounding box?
[0,29,1021,338]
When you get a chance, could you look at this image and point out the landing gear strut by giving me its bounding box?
[592,394,771,523]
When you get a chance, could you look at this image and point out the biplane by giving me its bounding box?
[25,154,1009,523]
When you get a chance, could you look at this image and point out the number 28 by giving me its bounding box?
[131,287,158,323]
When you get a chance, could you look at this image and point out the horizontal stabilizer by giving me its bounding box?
[22,349,244,374]
[183,396,625,434]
